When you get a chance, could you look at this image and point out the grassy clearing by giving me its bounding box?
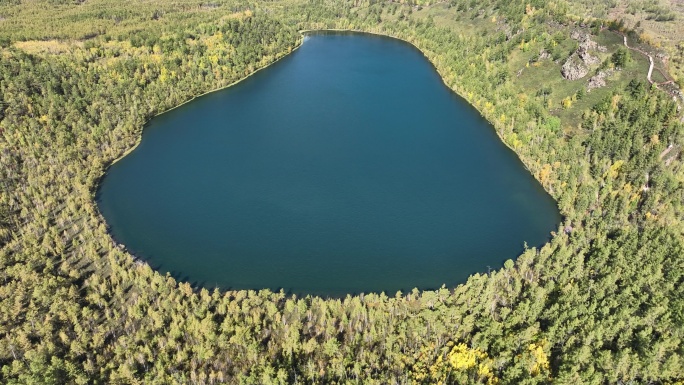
[509,28,654,131]
[571,0,684,84]
[594,29,623,48]
[651,69,669,84]
[405,4,661,132]
[416,3,491,36]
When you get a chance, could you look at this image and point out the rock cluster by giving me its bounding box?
[578,48,599,66]
[570,30,585,41]
[538,49,551,60]
[571,31,606,49]
[587,69,613,91]
[561,55,589,80]
[561,30,606,80]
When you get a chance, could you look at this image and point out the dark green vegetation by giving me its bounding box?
[0,0,683,384]
[97,32,560,296]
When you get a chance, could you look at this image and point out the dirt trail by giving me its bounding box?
[622,35,655,84]
[598,28,684,121]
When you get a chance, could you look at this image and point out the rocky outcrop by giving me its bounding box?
[570,30,585,41]
[561,55,588,80]
[571,30,607,52]
[587,69,612,91]
[578,47,599,66]
[561,30,606,80]
[538,49,551,60]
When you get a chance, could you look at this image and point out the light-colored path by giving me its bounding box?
[603,28,684,121]
[622,35,655,84]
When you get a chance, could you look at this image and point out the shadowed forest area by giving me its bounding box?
[0,0,683,383]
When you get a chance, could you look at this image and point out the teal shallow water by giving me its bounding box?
[97,32,561,296]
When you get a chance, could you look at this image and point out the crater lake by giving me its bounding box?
[96,32,561,296]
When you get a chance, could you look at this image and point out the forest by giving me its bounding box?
[0,0,683,383]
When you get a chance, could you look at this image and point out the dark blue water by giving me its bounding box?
[97,32,560,296]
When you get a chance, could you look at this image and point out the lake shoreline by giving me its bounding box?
[108,29,536,180]
[107,41,306,168]
[93,40,308,267]
[95,31,560,296]
[299,29,537,177]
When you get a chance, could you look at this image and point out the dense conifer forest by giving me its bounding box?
[0,0,683,383]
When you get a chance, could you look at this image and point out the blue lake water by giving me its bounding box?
[97,32,560,296]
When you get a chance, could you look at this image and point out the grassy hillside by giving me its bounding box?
[0,0,683,383]
[566,0,684,88]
